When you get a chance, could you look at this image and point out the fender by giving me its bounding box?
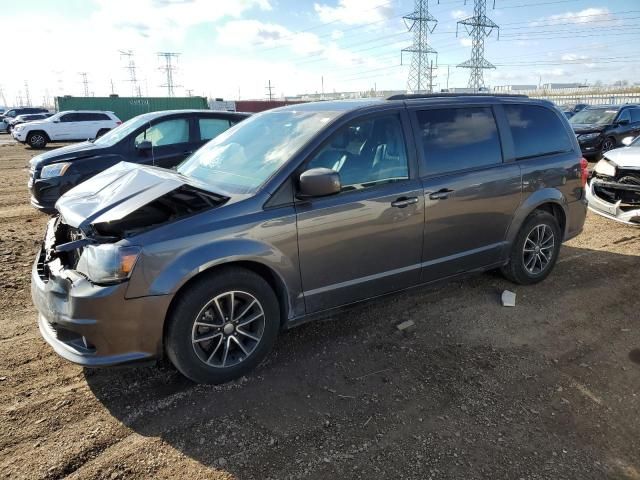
[126,237,303,317]
[504,188,568,249]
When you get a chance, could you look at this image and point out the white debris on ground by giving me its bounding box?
[502,290,517,307]
[396,320,415,331]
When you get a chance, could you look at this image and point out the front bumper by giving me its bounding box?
[585,179,640,226]
[31,232,174,366]
[12,129,26,141]
[29,171,84,213]
[577,136,603,157]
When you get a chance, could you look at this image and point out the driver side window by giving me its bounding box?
[617,110,631,123]
[306,114,409,190]
[135,118,189,147]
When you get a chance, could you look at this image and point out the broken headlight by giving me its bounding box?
[76,244,141,284]
[41,162,71,179]
[593,159,616,177]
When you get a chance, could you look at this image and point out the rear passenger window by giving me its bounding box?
[199,118,232,141]
[631,109,640,123]
[504,105,572,160]
[416,107,502,175]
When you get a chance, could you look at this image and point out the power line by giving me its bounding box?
[402,0,438,93]
[158,52,181,97]
[457,0,499,91]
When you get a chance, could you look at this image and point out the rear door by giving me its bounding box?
[195,115,235,149]
[133,116,192,168]
[410,104,522,282]
[295,110,425,313]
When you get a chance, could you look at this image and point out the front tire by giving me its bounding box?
[601,136,616,153]
[26,131,48,149]
[166,267,280,384]
[501,211,561,285]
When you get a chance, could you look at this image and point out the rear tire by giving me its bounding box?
[501,211,561,285]
[26,131,48,149]
[166,267,280,384]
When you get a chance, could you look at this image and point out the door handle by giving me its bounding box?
[428,189,453,200]
[391,196,419,208]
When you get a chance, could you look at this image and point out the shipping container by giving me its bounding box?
[55,95,208,121]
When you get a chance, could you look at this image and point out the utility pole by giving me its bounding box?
[428,60,436,93]
[185,88,194,97]
[157,52,181,97]
[110,79,116,95]
[79,72,90,96]
[446,64,450,90]
[401,0,438,93]
[24,81,32,106]
[456,0,499,91]
[120,50,142,97]
[0,85,8,107]
[266,80,274,101]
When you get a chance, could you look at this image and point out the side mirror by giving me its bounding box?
[618,119,630,126]
[622,136,635,146]
[136,140,152,151]
[298,168,341,198]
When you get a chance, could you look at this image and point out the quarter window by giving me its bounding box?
[416,107,502,175]
[504,104,572,160]
[135,118,189,147]
[199,118,232,141]
[307,114,409,190]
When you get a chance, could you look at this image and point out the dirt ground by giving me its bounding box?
[0,138,638,480]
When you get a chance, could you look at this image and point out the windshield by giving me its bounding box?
[178,109,340,194]
[93,115,150,147]
[569,108,618,125]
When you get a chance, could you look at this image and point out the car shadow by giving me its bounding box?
[84,243,640,478]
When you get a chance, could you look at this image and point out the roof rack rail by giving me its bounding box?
[386,93,529,100]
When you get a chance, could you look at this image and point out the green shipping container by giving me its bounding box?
[55,96,208,121]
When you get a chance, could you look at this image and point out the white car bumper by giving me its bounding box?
[12,129,27,141]
[586,179,640,226]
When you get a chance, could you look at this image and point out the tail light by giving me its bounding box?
[116,121,122,125]
[580,157,588,187]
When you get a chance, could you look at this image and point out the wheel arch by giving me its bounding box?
[26,129,51,142]
[505,189,569,249]
[161,260,292,353]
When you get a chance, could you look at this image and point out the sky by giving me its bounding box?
[2,0,640,105]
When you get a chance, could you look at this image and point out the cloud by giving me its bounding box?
[560,53,590,61]
[459,38,473,47]
[530,7,611,27]
[314,0,394,26]
[450,9,468,20]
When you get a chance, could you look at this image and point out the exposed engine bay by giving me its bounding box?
[588,156,640,225]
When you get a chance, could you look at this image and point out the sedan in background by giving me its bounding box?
[28,109,249,212]
[7,113,53,132]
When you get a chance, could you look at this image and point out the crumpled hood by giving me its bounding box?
[55,162,226,229]
[603,147,640,169]
[29,141,102,168]
[572,124,608,135]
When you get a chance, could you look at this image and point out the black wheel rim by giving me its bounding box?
[31,135,45,147]
[191,290,265,368]
[602,139,615,152]
[522,224,555,275]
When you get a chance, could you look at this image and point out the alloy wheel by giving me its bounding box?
[191,290,265,368]
[30,135,45,148]
[602,138,615,152]
[522,224,555,275]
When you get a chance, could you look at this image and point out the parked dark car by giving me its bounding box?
[1,106,48,122]
[8,112,53,131]
[32,94,587,384]
[28,109,249,212]
[570,104,640,158]
[560,103,588,119]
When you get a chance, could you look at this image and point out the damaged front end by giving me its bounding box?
[587,158,640,225]
[31,162,229,365]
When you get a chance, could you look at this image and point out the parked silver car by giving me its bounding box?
[32,95,587,384]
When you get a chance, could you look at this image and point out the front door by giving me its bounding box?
[134,117,193,168]
[52,113,77,140]
[295,112,425,313]
[411,106,522,282]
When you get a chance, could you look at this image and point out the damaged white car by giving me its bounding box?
[587,136,640,225]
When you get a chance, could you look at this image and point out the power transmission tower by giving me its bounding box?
[24,81,32,106]
[79,72,90,96]
[119,50,141,97]
[158,52,181,97]
[0,85,7,107]
[401,0,438,94]
[265,80,274,101]
[456,0,499,91]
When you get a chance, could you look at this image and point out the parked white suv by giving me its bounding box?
[12,110,121,149]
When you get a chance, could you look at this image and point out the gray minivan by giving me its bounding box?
[32,94,587,384]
